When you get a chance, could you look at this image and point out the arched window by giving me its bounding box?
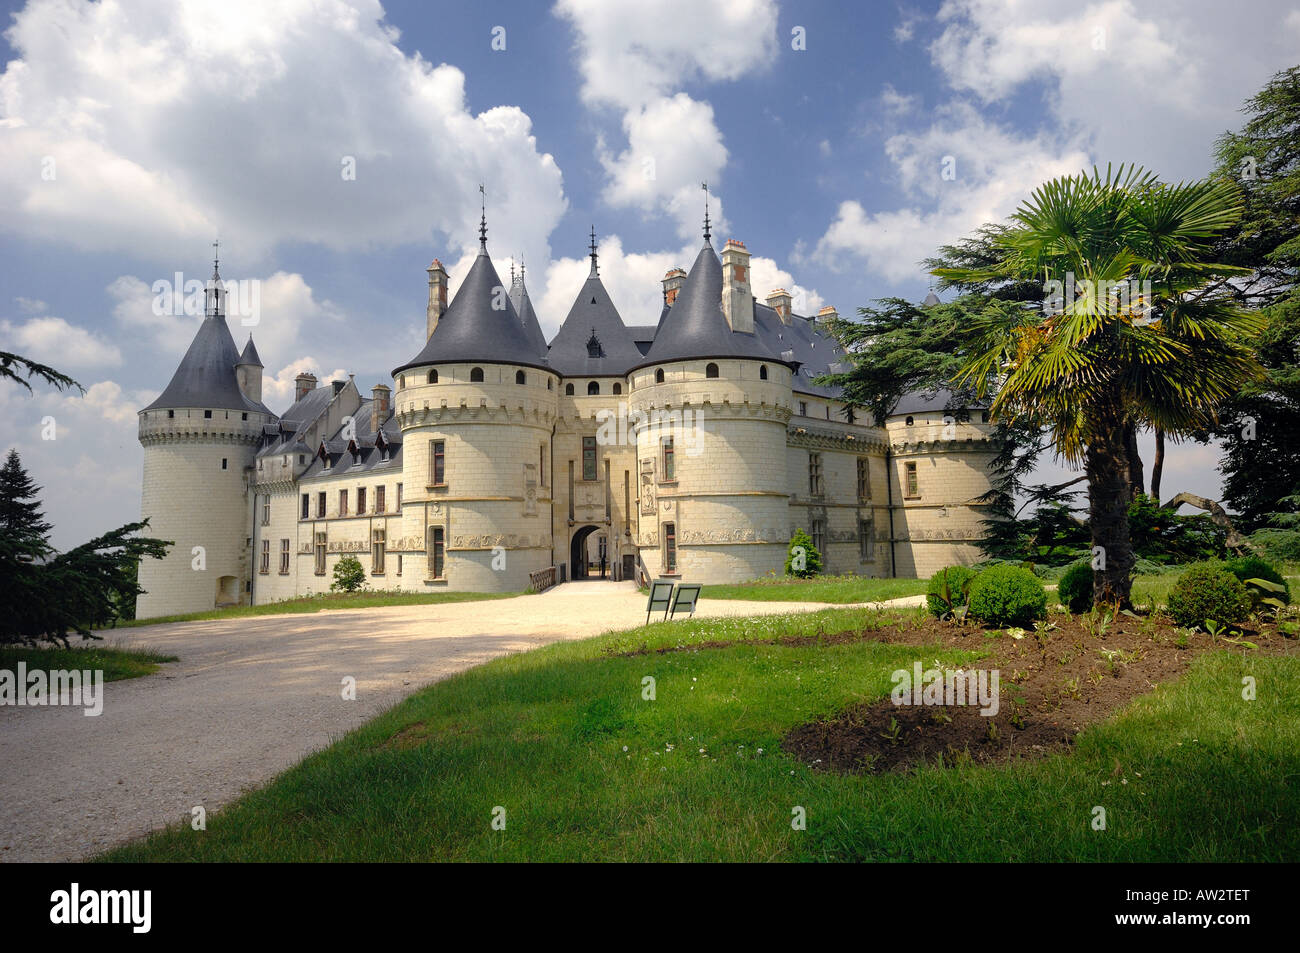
[759,365,768,381]
[427,369,438,384]
[565,383,574,396]
[905,415,914,426]
[470,367,484,383]
[705,362,719,378]
[515,370,526,385]
[587,381,600,395]
[655,368,665,384]
[613,382,622,395]
[547,379,553,390]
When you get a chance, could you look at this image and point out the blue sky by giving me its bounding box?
[1,0,1297,548]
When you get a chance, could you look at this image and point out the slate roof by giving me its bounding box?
[237,335,262,367]
[143,311,272,414]
[299,399,403,479]
[888,388,988,417]
[546,261,643,376]
[514,279,549,357]
[633,242,774,370]
[752,304,849,400]
[393,243,549,375]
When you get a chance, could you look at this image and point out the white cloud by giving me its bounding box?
[262,358,351,410]
[0,0,566,272]
[2,316,123,368]
[880,84,919,116]
[14,296,47,314]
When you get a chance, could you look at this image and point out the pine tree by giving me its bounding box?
[0,448,54,641]
[785,528,823,578]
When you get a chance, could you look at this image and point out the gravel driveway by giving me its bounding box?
[0,582,910,862]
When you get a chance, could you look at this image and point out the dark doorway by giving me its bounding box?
[569,525,606,580]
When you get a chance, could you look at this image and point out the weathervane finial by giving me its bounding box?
[589,225,599,276]
[212,238,221,279]
[478,184,487,248]
[702,182,711,244]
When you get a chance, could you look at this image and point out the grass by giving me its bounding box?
[698,574,929,604]
[101,604,1299,862]
[113,589,521,629]
[1,642,177,681]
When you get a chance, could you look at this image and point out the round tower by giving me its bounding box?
[136,258,272,618]
[628,233,793,583]
[392,206,558,592]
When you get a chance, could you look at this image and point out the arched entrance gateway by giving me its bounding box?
[569,524,609,580]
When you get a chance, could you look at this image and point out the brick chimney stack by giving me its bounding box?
[427,259,449,339]
[294,372,318,403]
[370,383,390,434]
[765,288,793,325]
[721,239,753,334]
[662,268,686,306]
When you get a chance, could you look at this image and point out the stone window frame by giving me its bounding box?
[661,436,676,484]
[856,457,871,503]
[428,525,446,580]
[808,452,824,498]
[904,461,920,500]
[429,440,446,487]
[259,538,270,575]
[582,435,598,482]
[662,521,678,575]
[279,538,291,574]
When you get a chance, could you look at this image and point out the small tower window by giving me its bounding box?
[705,363,719,378]
[759,365,768,381]
[516,370,526,385]
[905,415,914,426]
[655,368,665,384]
[168,410,175,418]
[204,410,213,419]
[400,376,406,388]
[470,367,484,383]
[428,369,438,384]
[981,411,990,423]
[587,381,600,395]
[613,383,622,395]
[547,379,553,390]
[565,383,574,396]
[241,412,248,421]
[221,458,228,470]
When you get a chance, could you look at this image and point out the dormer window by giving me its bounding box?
[586,330,604,359]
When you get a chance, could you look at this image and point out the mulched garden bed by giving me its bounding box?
[778,612,1297,774]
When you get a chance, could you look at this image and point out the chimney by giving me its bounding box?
[816,305,838,326]
[765,288,793,325]
[331,379,346,396]
[662,268,686,306]
[294,372,317,403]
[370,383,391,434]
[427,259,449,339]
[721,239,753,334]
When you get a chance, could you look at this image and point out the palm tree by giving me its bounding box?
[941,165,1265,607]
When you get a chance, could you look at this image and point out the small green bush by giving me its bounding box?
[1224,555,1291,604]
[967,565,1047,627]
[330,555,367,593]
[926,565,979,618]
[1058,561,1094,613]
[785,528,823,579]
[1166,565,1251,628]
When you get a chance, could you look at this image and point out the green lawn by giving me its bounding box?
[699,574,929,604]
[114,589,522,629]
[101,605,1299,862]
[2,643,177,681]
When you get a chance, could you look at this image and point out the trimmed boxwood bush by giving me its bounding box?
[926,565,979,617]
[967,565,1047,627]
[1057,561,1093,613]
[1224,555,1291,604]
[1166,565,1251,628]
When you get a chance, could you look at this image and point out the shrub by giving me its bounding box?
[1058,561,1094,613]
[1248,528,1300,563]
[926,565,979,618]
[1224,555,1291,604]
[330,555,367,593]
[785,528,823,579]
[967,565,1047,627]
[1166,564,1251,629]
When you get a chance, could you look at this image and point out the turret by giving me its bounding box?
[236,336,263,403]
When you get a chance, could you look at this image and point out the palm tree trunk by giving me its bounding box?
[1123,419,1144,497]
[1150,428,1165,503]
[1087,417,1136,609]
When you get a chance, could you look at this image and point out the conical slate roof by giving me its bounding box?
[143,312,269,413]
[237,335,262,367]
[634,242,773,369]
[547,266,642,376]
[515,279,549,357]
[393,245,549,374]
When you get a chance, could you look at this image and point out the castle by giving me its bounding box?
[135,209,998,619]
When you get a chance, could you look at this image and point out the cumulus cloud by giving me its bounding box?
[0,0,566,271]
[261,358,351,411]
[2,315,123,368]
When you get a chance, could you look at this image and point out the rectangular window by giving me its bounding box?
[905,462,919,498]
[429,526,445,579]
[260,495,270,525]
[808,452,823,497]
[339,489,348,516]
[260,538,270,574]
[663,522,677,574]
[316,492,326,518]
[396,554,403,576]
[582,436,597,481]
[662,436,675,482]
[314,534,327,575]
[540,445,546,486]
[811,519,826,556]
[857,458,870,502]
[301,493,309,519]
[799,400,808,416]
[396,483,403,507]
[375,485,385,513]
[431,440,445,485]
[859,519,873,561]
[372,530,385,574]
[357,487,366,514]
[279,538,290,574]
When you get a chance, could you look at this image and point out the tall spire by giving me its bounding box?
[701,182,712,245]
[206,239,224,318]
[478,184,487,250]
[211,238,221,280]
[588,225,599,277]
